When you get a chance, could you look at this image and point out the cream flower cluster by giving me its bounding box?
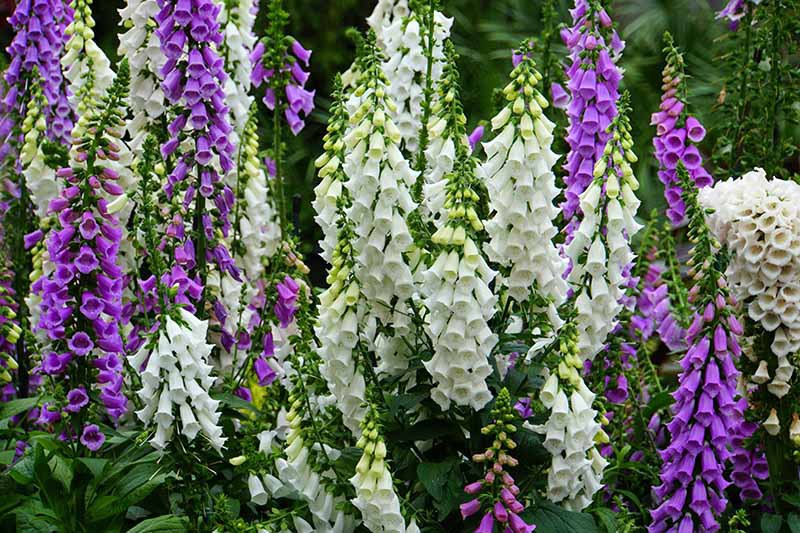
[565,104,642,361]
[531,373,607,510]
[699,168,800,395]
[64,0,115,134]
[118,0,166,154]
[381,7,451,152]
[481,53,568,310]
[236,117,280,281]
[279,403,357,532]
[220,0,257,144]
[129,309,227,451]
[367,0,410,46]
[421,41,469,226]
[350,409,408,533]
[527,327,607,511]
[343,75,418,325]
[342,57,421,378]
[19,87,59,217]
[422,214,498,410]
[314,80,350,265]
[316,242,369,435]
[315,83,369,435]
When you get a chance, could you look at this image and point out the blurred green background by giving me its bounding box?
[0,0,764,275]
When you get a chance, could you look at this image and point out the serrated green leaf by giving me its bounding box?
[788,513,800,533]
[593,508,617,533]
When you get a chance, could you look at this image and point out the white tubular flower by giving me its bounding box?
[343,43,420,376]
[367,0,410,46]
[527,326,606,511]
[19,85,59,217]
[128,308,227,452]
[419,45,497,410]
[64,0,115,135]
[314,78,350,266]
[350,407,407,533]
[235,116,280,281]
[314,80,369,434]
[219,0,257,145]
[118,0,166,154]
[481,48,568,318]
[700,168,800,396]
[380,6,451,153]
[565,97,642,361]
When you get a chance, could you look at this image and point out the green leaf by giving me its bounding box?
[0,398,39,421]
[48,455,73,490]
[417,459,458,501]
[212,392,259,413]
[386,392,428,418]
[9,453,35,485]
[788,514,800,533]
[126,515,189,533]
[523,502,599,533]
[593,508,617,533]
[761,514,784,533]
[76,457,110,480]
[86,464,167,524]
[643,391,674,419]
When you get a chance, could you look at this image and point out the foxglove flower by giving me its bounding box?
[651,34,713,226]
[0,0,73,152]
[564,95,642,361]
[118,0,168,154]
[128,308,226,451]
[380,3,452,152]
[251,5,315,136]
[367,0,409,46]
[649,165,746,533]
[273,389,357,531]
[462,389,536,532]
[342,40,420,377]
[528,325,607,510]
[700,169,800,393]
[31,64,133,447]
[18,82,60,217]
[315,80,368,434]
[350,406,407,533]
[220,0,258,144]
[481,43,568,316]
[420,46,497,410]
[155,0,240,287]
[561,0,624,237]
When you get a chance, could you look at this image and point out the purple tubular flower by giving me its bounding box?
[561,0,624,236]
[649,299,745,530]
[0,0,74,156]
[652,40,713,226]
[80,424,105,452]
[468,125,484,152]
[65,387,89,413]
[254,357,276,386]
[251,35,315,134]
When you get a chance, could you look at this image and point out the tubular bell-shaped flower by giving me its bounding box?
[528,324,607,510]
[118,0,167,154]
[561,0,624,237]
[128,307,226,451]
[481,41,568,315]
[367,0,410,46]
[461,389,536,532]
[315,79,368,434]
[155,0,241,308]
[342,34,420,377]
[380,2,452,153]
[700,169,800,389]
[0,0,73,152]
[649,165,746,533]
[565,94,642,361]
[651,33,713,226]
[31,63,132,449]
[420,43,497,410]
[350,405,407,533]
